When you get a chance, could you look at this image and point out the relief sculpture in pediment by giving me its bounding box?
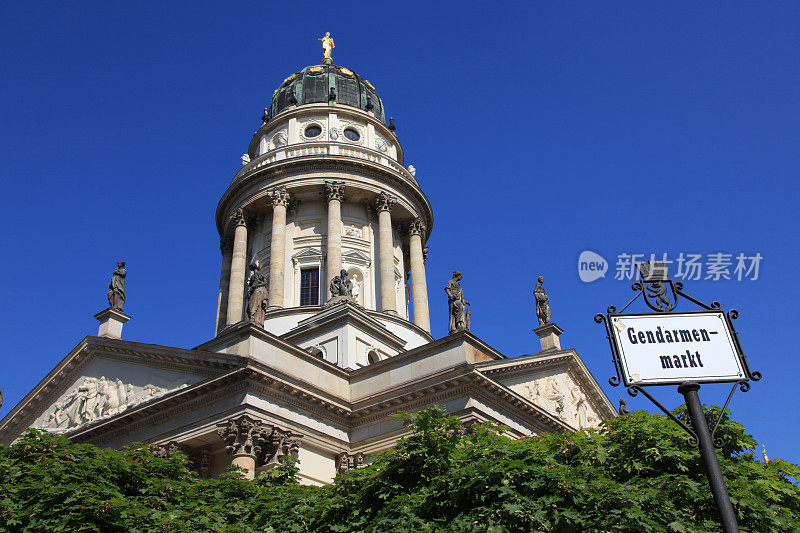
[39,376,183,430]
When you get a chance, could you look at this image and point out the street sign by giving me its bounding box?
[595,273,761,532]
[609,311,745,386]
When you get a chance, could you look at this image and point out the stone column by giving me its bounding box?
[215,238,232,335]
[225,209,248,326]
[216,415,268,481]
[373,192,397,314]
[324,181,345,296]
[408,218,430,332]
[268,187,293,309]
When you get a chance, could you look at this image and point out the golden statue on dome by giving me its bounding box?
[318,32,335,62]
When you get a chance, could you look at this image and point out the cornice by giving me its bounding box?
[216,157,433,242]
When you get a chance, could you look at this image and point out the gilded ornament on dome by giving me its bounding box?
[283,73,296,85]
[340,67,353,77]
[364,79,375,90]
[318,32,335,61]
[272,89,278,98]
[309,65,324,73]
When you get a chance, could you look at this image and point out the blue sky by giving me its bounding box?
[1,2,798,463]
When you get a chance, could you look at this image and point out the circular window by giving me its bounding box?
[304,125,322,138]
[343,128,360,142]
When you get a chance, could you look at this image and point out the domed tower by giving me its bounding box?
[214,47,434,368]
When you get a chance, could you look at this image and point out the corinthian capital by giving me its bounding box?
[216,415,269,458]
[336,452,365,474]
[324,181,346,202]
[372,191,396,213]
[229,208,247,227]
[270,186,293,208]
[408,218,426,236]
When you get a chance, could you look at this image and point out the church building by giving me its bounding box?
[0,37,616,485]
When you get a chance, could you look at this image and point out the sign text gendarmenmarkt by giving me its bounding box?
[609,310,745,386]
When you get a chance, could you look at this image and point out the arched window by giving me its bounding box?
[308,345,325,360]
[367,350,379,365]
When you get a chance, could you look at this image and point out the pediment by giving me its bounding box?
[476,351,617,429]
[32,357,205,432]
[0,336,244,444]
[292,248,323,260]
[342,249,371,265]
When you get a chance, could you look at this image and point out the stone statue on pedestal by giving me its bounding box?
[534,276,551,327]
[246,261,269,325]
[445,271,470,334]
[329,269,353,299]
[107,261,126,312]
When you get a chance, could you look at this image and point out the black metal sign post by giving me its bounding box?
[595,265,761,533]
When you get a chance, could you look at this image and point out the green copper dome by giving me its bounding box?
[264,63,386,124]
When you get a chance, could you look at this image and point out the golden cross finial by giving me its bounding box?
[318,32,335,62]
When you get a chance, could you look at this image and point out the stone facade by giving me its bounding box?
[0,55,616,486]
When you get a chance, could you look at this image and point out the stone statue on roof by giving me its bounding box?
[534,276,551,327]
[445,271,470,334]
[108,261,126,312]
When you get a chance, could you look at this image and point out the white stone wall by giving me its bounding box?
[254,107,399,163]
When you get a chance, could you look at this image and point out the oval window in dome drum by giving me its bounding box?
[304,125,322,138]
[343,128,360,141]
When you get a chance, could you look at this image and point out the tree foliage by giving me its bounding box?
[0,406,797,532]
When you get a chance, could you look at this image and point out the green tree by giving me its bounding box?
[0,406,797,532]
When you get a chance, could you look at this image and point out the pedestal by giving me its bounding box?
[94,308,131,339]
[533,322,563,353]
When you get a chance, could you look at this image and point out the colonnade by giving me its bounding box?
[215,184,430,334]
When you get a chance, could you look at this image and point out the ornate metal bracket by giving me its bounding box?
[595,272,763,449]
[627,385,698,446]
[594,279,762,389]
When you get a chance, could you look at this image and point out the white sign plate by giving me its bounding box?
[609,311,745,386]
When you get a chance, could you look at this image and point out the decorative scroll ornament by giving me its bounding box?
[324,181,346,202]
[364,79,375,90]
[273,130,288,147]
[309,65,324,74]
[339,67,353,76]
[408,218,426,236]
[594,261,762,448]
[216,415,303,467]
[152,441,207,476]
[372,191,396,213]
[336,452,364,474]
[283,73,296,86]
[216,415,268,457]
[270,187,293,207]
[230,207,246,227]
